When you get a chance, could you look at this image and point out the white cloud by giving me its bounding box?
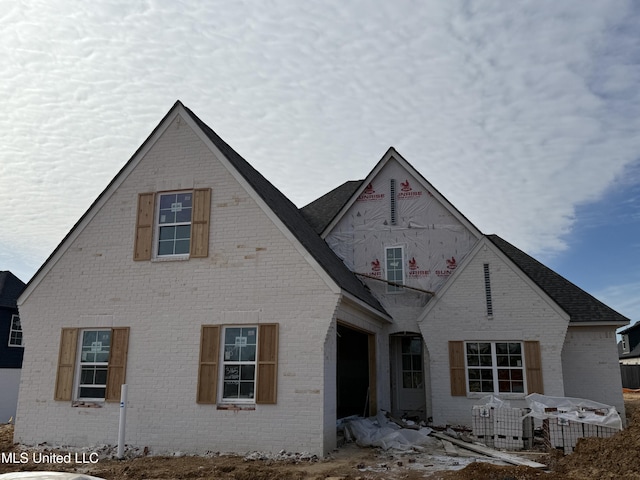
[1,0,640,284]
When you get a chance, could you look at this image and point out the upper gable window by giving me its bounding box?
[134,188,211,261]
[8,314,23,347]
[157,192,193,257]
[386,246,404,293]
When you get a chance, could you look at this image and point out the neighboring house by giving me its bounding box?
[619,322,640,389]
[15,101,629,456]
[619,322,640,365]
[0,271,26,422]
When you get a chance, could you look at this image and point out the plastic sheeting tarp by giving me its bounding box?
[525,393,622,430]
[343,412,436,451]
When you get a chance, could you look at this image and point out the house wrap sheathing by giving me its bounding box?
[325,156,480,317]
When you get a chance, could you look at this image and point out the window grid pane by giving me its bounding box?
[9,315,23,347]
[401,337,423,389]
[221,327,258,402]
[78,330,111,400]
[466,342,525,395]
[386,247,404,292]
[157,192,192,256]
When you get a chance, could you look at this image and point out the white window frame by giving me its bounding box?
[400,336,423,389]
[74,329,111,401]
[464,341,527,396]
[219,326,258,404]
[8,314,23,347]
[154,190,193,259]
[385,246,405,293]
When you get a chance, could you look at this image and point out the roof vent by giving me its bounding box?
[390,179,397,225]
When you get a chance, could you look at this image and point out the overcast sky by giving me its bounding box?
[2,1,639,326]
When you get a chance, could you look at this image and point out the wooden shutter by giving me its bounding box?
[190,188,211,258]
[197,325,220,404]
[524,340,544,394]
[449,341,467,396]
[105,327,130,402]
[54,328,79,401]
[134,192,155,261]
[256,323,278,404]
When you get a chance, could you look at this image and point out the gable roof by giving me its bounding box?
[314,147,483,240]
[488,234,630,326]
[300,180,364,234]
[0,271,25,309]
[181,105,387,316]
[20,101,387,318]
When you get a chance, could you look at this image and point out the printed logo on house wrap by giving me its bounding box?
[436,256,457,277]
[0,451,100,465]
[369,259,382,277]
[357,183,385,202]
[397,179,423,199]
[407,257,430,278]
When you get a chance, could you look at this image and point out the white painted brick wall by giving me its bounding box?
[421,242,570,427]
[15,115,354,456]
[562,326,626,420]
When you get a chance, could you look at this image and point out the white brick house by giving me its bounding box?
[15,102,629,455]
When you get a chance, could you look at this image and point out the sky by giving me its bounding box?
[1,1,639,328]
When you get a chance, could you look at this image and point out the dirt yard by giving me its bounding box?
[2,394,640,480]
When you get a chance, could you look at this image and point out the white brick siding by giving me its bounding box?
[562,325,626,420]
[15,114,360,456]
[421,240,569,426]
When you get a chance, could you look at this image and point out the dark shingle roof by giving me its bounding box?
[300,180,364,234]
[488,234,629,325]
[0,271,26,309]
[182,105,387,317]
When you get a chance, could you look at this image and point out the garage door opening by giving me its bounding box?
[336,324,376,418]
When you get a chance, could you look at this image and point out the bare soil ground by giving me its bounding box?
[2,394,640,480]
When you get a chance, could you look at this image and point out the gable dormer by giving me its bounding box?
[318,148,481,320]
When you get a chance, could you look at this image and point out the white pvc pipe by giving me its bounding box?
[117,384,128,459]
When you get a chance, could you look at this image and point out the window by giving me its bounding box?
[8,314,23,347]
[77,330,111,400]
[134,188,211,261]
[401,337,423,389]
[221,326,257,402]
[197,324,278,405]
[466,342,524,394]
[386,246,404,292]
[449,341,543,397]
[157,192,193,256]
[622,335,630,354]
[54,327,129,403]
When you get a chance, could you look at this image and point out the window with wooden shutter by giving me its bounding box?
[55,327,129,402]
[134,188,211,260]
[256,324,278,404]
[197,325,220,404]
[524,340,544,394]
[55,328,79,401]
[199,323,279,405]
[449,341,466,396]
[105,327,130,402]
[134,193,155,261]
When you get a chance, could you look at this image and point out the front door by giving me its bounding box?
[391,335,426,419]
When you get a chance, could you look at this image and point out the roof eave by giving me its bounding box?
[569,320,630,328]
